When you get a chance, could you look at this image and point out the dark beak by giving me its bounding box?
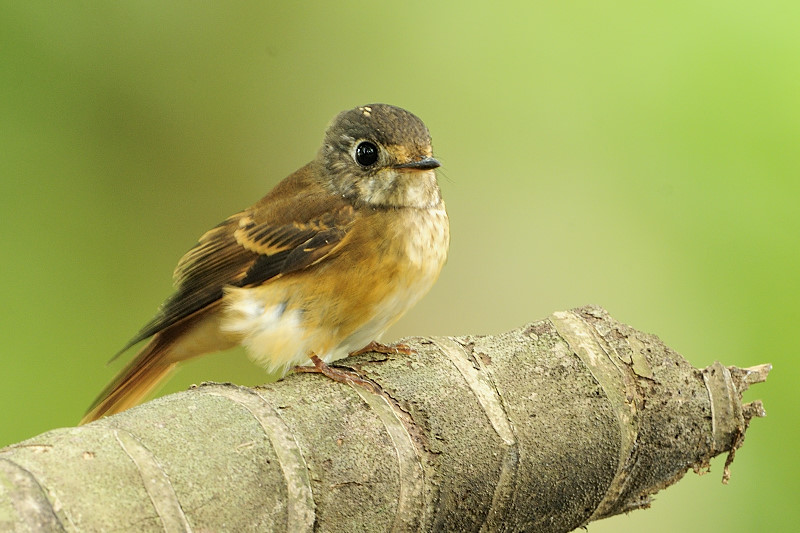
[393,156,440,171]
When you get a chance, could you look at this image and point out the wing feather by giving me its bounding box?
[110,190,355,360]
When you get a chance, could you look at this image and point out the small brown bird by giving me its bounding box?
[81,104,449,423]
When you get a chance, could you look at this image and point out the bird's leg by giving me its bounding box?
[294,354,376,392]
[349,340,414,357]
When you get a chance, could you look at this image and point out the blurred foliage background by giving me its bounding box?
[1,2,797,531]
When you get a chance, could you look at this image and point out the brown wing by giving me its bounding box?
[110,189,355,360]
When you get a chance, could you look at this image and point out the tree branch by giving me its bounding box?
[0,306,769,532]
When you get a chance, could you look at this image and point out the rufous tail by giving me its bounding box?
[80,334,178,424]
[81,305,225,424]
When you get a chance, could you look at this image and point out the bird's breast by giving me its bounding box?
[221,203,449,374]
[399,204,450,274]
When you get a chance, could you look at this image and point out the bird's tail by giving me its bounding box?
[80,334,178,424]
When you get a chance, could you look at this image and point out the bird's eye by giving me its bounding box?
[354,141,379,167]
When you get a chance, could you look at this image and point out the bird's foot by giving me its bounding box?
[294,354,377,392]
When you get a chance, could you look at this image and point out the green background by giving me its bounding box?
[1,2,796,531]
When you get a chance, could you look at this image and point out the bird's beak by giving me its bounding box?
[393,156,440,171]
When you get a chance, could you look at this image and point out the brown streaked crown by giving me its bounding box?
[327,104,432,149]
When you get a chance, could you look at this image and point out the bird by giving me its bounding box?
[81,104,449,423]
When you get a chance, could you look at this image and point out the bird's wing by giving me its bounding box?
[110,193,356,360]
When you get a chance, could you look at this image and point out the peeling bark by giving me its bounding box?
[0,306,768,532]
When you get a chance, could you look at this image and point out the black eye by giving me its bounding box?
[355,141,379,167]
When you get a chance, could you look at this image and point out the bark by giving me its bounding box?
[0,305,768,533]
